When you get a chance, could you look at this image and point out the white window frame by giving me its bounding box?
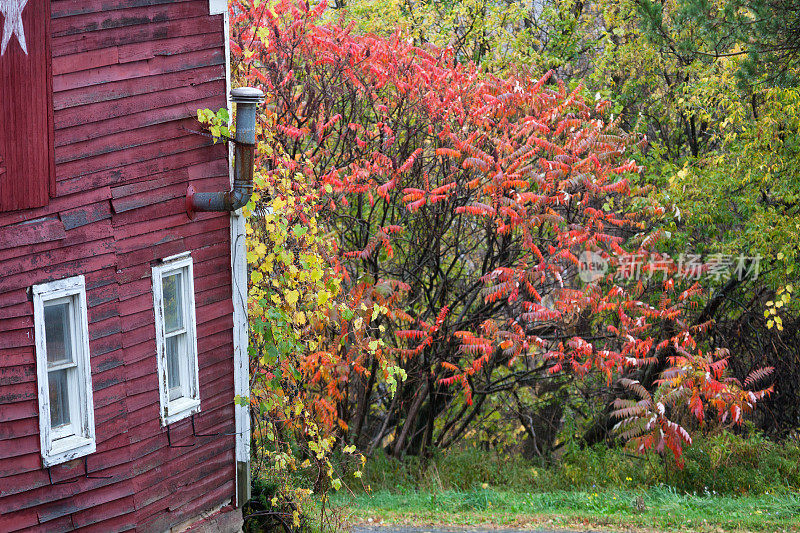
[33,275,96,467]
[152,252,201,425]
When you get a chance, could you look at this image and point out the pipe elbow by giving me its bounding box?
[227,186,253,212]
[186,87,263,219]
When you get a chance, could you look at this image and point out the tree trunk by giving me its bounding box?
[367,385,400,456]
[351,356,378,446]
[392,379,430,457]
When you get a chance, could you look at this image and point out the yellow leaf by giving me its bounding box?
[317,291,330,307]
[286,290,300,305]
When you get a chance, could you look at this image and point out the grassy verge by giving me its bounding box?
[247,433,800,531]
[320,433,800,532]
[357,432,800,496]
[331,487,800,532]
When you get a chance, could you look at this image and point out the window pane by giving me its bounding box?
[44,302,73,365]
[49,369,71,429]
[166,334,184,400]
[162,272,184,333]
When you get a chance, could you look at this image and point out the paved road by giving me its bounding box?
[352,527,613,533]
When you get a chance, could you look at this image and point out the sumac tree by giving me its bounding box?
[231,0,773,466]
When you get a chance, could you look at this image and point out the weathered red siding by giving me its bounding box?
[0,2,237,530]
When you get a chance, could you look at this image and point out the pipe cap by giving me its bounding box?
[231,87,265,104]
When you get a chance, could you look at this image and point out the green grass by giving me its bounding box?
[331,487,800,532]
[248,432,800,531]
[322,433,800,532]
[357,432,800,496]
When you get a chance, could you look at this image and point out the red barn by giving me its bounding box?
[0,1,253,531]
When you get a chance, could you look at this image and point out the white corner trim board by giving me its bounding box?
[209,0,226,15]
[222,0,252,501]
[231,212,250,464]
[152,254,201,426]
[33,275,96,467]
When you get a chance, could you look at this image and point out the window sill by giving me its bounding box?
[163,397,201,425]
[43,435,96,467]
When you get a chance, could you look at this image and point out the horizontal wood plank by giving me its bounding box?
[51,3,212,37]
[0,218,66,250]
[53,47,224,94]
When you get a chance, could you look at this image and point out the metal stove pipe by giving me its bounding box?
[186,87,265,219]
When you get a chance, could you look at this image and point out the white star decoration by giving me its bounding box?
[1,0,29,56]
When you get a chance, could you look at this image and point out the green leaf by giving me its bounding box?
[266,345,279,364]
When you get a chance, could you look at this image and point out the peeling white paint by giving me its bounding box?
[33,275,96,467]
[152,254,201,426]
